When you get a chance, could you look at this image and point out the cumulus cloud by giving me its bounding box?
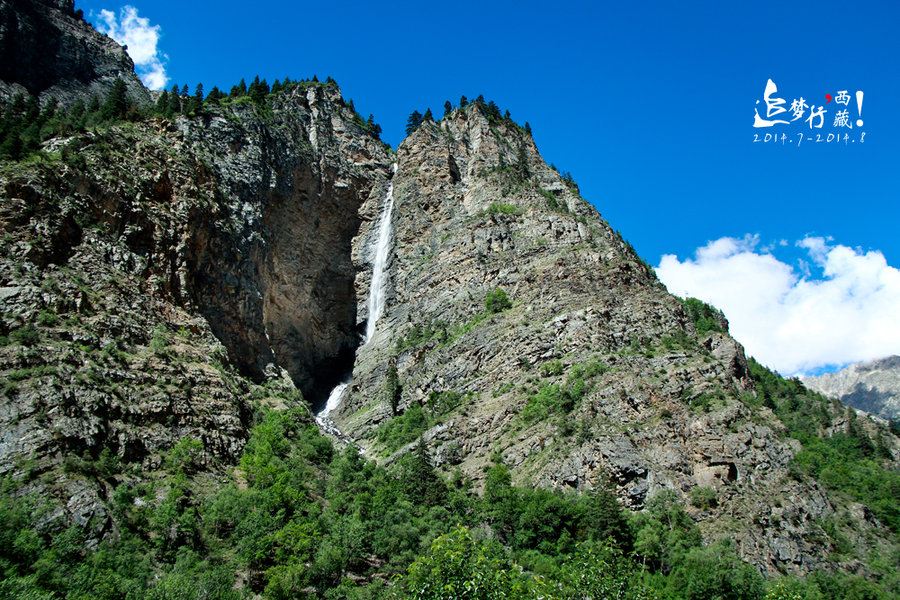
[656,235,900,376]
[95,6,168,90]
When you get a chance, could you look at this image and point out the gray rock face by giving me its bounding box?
[802,356,900,420]
[0,83,388,542]
[179,85,391,400]
[0,0,150,107]
[328,107,898,575]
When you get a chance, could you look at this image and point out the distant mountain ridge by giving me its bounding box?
[802,356,900,421]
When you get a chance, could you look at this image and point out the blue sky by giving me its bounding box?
[79,0,900,374]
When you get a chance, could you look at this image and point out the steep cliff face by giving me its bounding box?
[179,85,391,399]
[803,356,900,421]
[0,0,150,107]
[0,82,389,540]
[330,107,898,575]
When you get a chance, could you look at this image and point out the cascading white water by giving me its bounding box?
[316,164,396,426]
[316,381,348,423]
[364,164,397,343]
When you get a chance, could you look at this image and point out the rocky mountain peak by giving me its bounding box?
[310,96,898,575]
[0,0,150,107]
[802,355,900,420]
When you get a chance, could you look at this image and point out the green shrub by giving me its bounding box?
[540,188,566,212]
[689,486,717,509]
[683,297,727,335]
[488,202,521,215]
[427,390,462,414]
[10,324,39,346]
[570,358,608,379]
[167,437,203,474]
[540,360,564,377]
[485,288,512,314]
[395,320,448,352]
[149,324,170,355]
[35,310,57,326]
[521,382,584,423]
[376,404,429,453]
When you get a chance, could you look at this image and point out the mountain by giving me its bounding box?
[329,106,899,575]
[0,0,150,108]
[802,356,900,421]
[1,3,899,598]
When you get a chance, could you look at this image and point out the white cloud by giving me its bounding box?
[656,236,900,376]
[95,6,168,90]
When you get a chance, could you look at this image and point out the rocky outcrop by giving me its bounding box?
[0,82,389,541]
[0,0,150,107]
[180,84,391,399]
[802,356,900,421]
[329,107,897,575]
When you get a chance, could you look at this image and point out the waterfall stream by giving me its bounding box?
[364,167,396,343]
[316,164,396,427]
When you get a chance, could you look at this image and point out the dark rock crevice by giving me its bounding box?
[184,163,372,402]
[179,92,390,402]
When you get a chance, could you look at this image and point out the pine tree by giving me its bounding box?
[0,125,23,161]
[399,439,446,507]
[39,98,57,125]
[100,78,128,121]
[230,78,247,98]
[248,76,268,104]
[516,141,529,180]
[68,101,86,130]
[167,85,181,114]
[459,95,468,108]
[444,100,452,116]
[486,100,501,121]
[524,121,532,135]
[405,110,423,135]
[155,90,169,115]
[385,365,401,415]
[189,83,203,114]
[204,86,222,104]
[87,95,101,115]
[366,114,382,138]
[23,96,39,123]
[422,108,433,122]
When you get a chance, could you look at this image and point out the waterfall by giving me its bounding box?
[316,380,349,423]
[364,164,397,343]
[316,164,396,426]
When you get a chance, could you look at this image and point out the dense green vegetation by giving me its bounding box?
[3,388,897,599]
[748,358,900,535]
[682,297,728,335]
